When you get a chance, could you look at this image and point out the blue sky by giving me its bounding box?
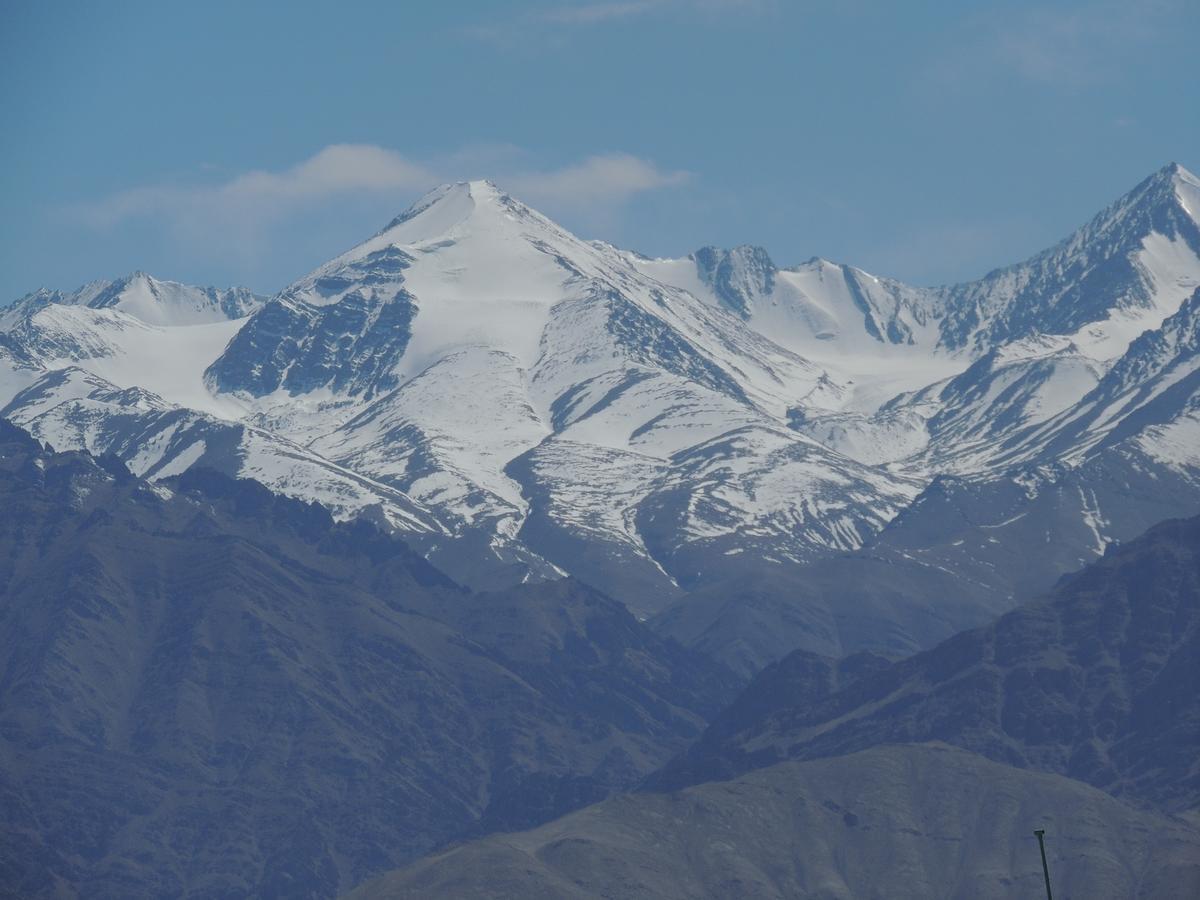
[2,0,1197,300]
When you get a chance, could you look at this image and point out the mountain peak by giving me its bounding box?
[422,178,507,204]
[1131,161,1200,219]
[464,177,504,194]
[380,179,518,239]
[2,272,262,328]
[690,245,777,319]
[1165,161,1200,223]
[1160,160,1198,186]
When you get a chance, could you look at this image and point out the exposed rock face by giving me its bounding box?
[691,244,776,319]
[206,246,419,398]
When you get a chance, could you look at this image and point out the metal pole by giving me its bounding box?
[1034,829,1053,900]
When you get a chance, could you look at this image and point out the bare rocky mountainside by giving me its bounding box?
[0,421,736,898]
[349,745,1200,900]
[651,513,1200,810]
[348,512,1200,899]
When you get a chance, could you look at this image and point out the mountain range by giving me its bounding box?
[3,420,1197,898]
[0,420,736,897]
[351,509,1200,899]
[3,163,1198,670]
[3,162,1200,898]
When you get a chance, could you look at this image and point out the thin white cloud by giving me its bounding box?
[70,144,690,258]
[993,2,1167,86]
[539,1,665,26]
[923,0,1177,92]
[506,152,691,210]
[465,0,773,44]
[75,144,437,229]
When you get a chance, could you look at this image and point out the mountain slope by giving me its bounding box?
[640,162,1199,368]
[1009,285,1200,468]
[636,162,1200,459]
[352,512,1200,898]
[0,421,736,898]
[0,366,442,535]
[935,162,1200,357]
[348,744,1200,900]
[653,514,1200,811]
[0,273,262,418]
[653,274,1200,670]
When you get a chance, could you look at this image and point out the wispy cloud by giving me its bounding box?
[994,2,1170,86]
[539,1,665,26]
[74,145,437,230]
[924,0,1177,92]
[507,152,690,210]
[69,144,691,261]
[465,0,773,45]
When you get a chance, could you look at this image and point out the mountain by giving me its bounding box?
[642,165,1200,668]
[347,744,1200,900]
[5,161,1200,899]
[0,272,263,416]
[652,513,1200,811]
[0,272,262,330]
[630,246,941,364]
[86,180,922,603]
[655,394,1200,676]
[0,421,736,898]
[635,162,1200,461]
[348,511,1200,899]
[3,164,1200,653]
[934,162,1200,356]
[642,163,1200,360]
[0,365,442,537]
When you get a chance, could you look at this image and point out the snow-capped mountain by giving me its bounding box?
[640,163,1199,364]
[2,164,1199,631]
[0,275,442,542]
[635,163,1200,442]
[1,271,262,329]
[0,367,440,535]
[936,162,1200,355]
[196,179,917,600]
[0,273,264,406]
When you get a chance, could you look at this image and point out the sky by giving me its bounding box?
[2,0,1198,300]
